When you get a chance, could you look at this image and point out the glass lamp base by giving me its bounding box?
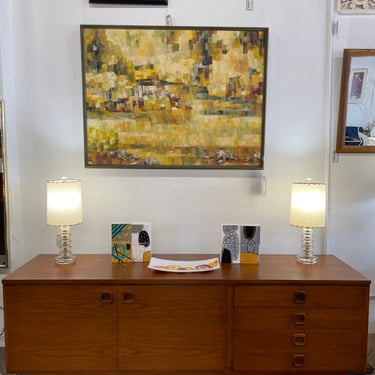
[55,253,76,265]
[296,253,318,264]
[296,227,318,265]
[54,226,76,265]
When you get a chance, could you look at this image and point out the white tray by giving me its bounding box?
[148,257,220,273]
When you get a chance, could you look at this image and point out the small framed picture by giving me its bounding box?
[348,69,367,104]
[221,225,260,264]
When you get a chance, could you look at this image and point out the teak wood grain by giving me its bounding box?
[2,254,370,375]
[118,285,228,372]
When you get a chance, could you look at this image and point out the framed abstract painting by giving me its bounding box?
[80,25,268,169]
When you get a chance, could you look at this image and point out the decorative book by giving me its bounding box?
[221,225,260,264]
[112,223,151,263]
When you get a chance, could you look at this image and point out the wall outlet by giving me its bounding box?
[246,0,253,11]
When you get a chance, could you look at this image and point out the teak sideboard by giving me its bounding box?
[2,254,370,375]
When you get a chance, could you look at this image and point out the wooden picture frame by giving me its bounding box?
[80,25,268,169]
[89,0,168,4]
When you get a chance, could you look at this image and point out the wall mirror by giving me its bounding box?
[0,100,9,267]
[336,49,375,153]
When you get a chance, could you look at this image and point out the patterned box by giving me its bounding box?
[221,225,260,264]
[112,223,151,263]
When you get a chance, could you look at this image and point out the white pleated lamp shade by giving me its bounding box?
[47,178,83,226]
[290,182,326,228]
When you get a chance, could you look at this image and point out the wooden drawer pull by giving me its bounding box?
[123,291,135,303]
[293,354,305,367]
[294,312,306,325]
[99,291,113,303]
[294,291,307,304]
[293,333,306,346]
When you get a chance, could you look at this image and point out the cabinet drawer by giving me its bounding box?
[235,326,365,353]
[234,343,366,372]
[235,285,368,307]
[235,307,367,329]
[4,285,117,313]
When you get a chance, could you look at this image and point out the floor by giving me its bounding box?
[0,347,6,375]
[367,334,375,373]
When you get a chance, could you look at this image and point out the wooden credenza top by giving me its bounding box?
[2,254,370,286]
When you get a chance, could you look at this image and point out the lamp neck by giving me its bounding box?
[55,225,76,264]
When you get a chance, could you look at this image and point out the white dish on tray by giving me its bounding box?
[148,257,220,273]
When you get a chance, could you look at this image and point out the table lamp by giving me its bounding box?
[290,180,326,264]
[47,177,83,264]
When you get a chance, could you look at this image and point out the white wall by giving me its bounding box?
[0,0,330,270]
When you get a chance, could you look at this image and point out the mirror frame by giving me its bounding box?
[336,49,375,153]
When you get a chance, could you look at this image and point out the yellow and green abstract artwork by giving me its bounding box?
[81,26,268,169]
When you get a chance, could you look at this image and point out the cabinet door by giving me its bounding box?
[4,285,117,373]
[118,285,228,372]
